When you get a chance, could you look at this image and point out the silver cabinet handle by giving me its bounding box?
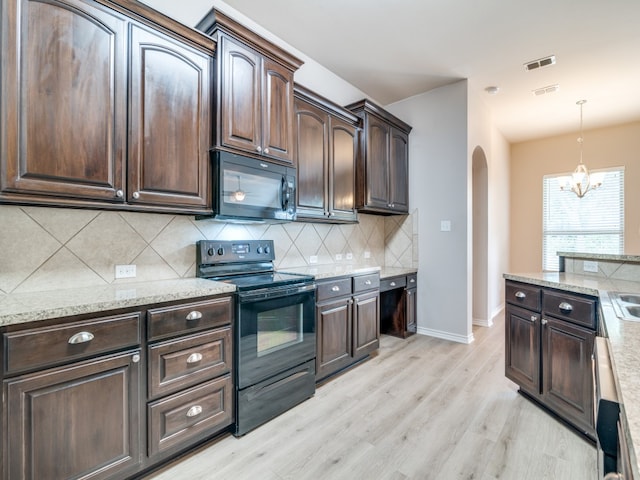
[515,291,526,299]
[331,286,340,292]
[256,146,262,153]
[187,353,203,364]
[365,280,372,285]
[541,318,548,325]
[186,311,202,321]
[390,281,397,287]
[115,189,124,198]
[264,147,270,154]
[68,331,94,344]
[530,315,537,323]
[559,302,573,312]
[132,191,140,199]
[132,354,140,363]
[186,405,203,417]
[409,278,416,283]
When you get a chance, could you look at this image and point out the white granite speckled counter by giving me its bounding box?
[379,267,418,279]
[505,271,640,477]
[0,278,235,327]
[280,264,381,280]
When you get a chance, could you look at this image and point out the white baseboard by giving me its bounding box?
[472,317,493,327]
[491,304,505,323]
[416,326,475,344]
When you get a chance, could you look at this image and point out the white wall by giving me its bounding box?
[387,81,472,343]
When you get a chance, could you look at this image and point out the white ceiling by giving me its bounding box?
[146,0,640,143]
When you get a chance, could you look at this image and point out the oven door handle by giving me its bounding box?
[237,283,316,303]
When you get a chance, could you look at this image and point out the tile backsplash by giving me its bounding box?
[0,205,417,294]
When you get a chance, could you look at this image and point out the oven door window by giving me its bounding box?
[257,303,303,356]
[237,289,315,389]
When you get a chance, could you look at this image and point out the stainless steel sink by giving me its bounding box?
[618,294,640,305]
[610,292,640,321]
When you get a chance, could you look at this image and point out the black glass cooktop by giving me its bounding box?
[211,272,314,291]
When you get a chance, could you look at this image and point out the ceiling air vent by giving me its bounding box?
[532,84,560,96]
[524,55,556,71]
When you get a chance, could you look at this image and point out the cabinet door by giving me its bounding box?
[330,117,358,221]
[316,298,352,380]
[294,98,329,219]
[505,304,540,394]
[129,25,211,211]
[1,0,127,201]
[405,287,417,335]
[218,36,261,154]
[389,127,409,213]
[353,290,380,359]
[362,115,390,209]
[4,351,141,480]
[541,317,595,435]
[262,57,295,163]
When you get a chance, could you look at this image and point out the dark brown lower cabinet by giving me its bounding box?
[505,280,596,438]
[316,273,380,382]
[541,316,595,435]
[4,351,142,480]
[380,273,417,338]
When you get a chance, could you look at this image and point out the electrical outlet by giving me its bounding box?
[583,260,599,273]
[309,255,318,264]
[346,253,353,260]
[364,251,371,259]
[335,254,343,261]
[115,264,136,279]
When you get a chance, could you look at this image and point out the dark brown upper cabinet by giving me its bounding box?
[294,85,360,223]
[0,0,214,214]
[346,99,412,215]
[196,9,303,165]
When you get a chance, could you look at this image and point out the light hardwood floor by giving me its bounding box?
[143,312,597,480]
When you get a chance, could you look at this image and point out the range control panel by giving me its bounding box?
[197,239,275,266]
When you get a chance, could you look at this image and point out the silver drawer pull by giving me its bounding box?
[186,405,203,417]
[390,282,397,287]
[365,280,372,285]
[68,331,94,345]
[409,278,415,283]
[187,353,203,364]
[515,291,526,299]
[186,310,202,321]
[559,302,573,312]
[331,286,340,292]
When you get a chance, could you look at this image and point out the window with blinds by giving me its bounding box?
[542,167,625,271]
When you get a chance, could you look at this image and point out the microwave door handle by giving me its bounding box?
[281,176,289,211]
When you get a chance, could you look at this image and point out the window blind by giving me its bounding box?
[542,167,624,271]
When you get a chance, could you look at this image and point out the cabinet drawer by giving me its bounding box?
[543,291,596,329]
[148,374,233,456]
[506,282,541,311]
[4,313,141,375]
[380,276,406,292]
[353,273,380,293]
[317,278,352,301]
[147,296,233,341]
[148,327,232,399]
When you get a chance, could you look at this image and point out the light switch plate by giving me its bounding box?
[440,220,451,232]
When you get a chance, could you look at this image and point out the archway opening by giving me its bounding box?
[472,146,490,326]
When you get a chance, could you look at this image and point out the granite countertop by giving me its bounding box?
[379,267,418,279]
[0,278,235,327]
[558,251,640,263]
[280,264,381,280]
[505,271,640,476]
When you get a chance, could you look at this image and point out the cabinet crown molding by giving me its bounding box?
[345,99,412,134]
[196,8,303,72]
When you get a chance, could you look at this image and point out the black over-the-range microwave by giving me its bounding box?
[199,150,296,222]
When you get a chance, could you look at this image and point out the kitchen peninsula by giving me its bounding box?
[504,252,640,479]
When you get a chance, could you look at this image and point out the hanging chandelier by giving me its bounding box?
[559,99,603,198]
